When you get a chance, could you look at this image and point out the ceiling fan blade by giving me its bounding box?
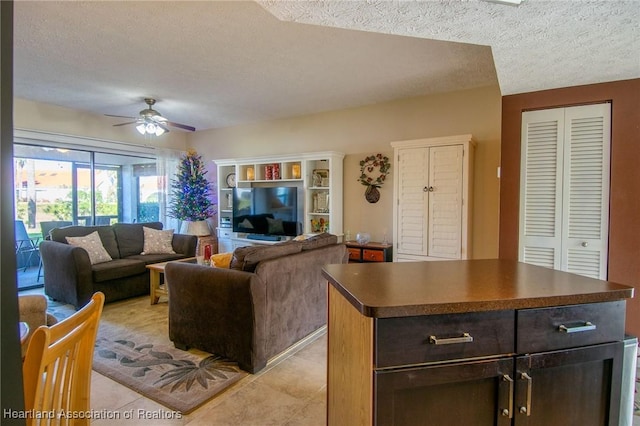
[112,121,138,127]
[105,113,138,119]
[166,121,196,132]
[156,121,170,133]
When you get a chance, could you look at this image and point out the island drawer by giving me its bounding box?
[375,310,515,368]
[516,300,626,354]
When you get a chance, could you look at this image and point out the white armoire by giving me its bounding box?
[391,135,475,262]
[519,103,611,280]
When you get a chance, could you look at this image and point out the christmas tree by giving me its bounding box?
[168,149,214,221]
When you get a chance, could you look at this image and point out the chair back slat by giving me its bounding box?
[22,292,104,425]
[40,221,73,241]
[15,220,31,242]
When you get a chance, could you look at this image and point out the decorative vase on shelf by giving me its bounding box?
[180,220,210,236]
[356,233,371,245]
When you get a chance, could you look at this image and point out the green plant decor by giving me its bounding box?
[168,149,214,221]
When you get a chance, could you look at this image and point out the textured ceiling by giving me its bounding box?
[13,1,640,132]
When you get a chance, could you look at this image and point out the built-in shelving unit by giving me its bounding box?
[214,152,344,249]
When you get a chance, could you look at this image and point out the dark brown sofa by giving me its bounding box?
[165,233,348,373]
[40,222,197,309]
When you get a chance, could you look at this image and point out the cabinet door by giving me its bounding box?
[560,104,611,279]
[514,341,622,426]
[428,145,464,259]
[375,358,515,426]
[519,108,564,270]
[396,147,429,257]
[519,104,610,279]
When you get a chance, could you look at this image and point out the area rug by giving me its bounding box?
[48,296,247,414]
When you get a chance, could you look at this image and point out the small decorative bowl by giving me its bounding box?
[356,233,371,245]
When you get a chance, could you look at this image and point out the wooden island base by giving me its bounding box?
[324,259,634,426]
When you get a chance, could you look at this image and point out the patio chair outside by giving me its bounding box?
[15,220,39,272]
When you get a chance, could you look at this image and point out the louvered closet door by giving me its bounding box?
[561,104,611,279]
[519,104,610,280]
[519,109,564,270]
[428,145,464,259]
[396,148,429,256]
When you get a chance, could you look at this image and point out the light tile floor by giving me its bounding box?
[88,335,640,425]
[17,280,326,425]
[89,333,327,426]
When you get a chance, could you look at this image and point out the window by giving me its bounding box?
[14,142,162,289]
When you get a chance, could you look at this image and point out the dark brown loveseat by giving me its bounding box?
[40,222,197,309]
[165,233,348,373]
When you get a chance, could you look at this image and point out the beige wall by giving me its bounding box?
[14,98,188,150]
[190,85,502,259]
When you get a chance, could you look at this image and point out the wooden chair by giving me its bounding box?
[22,292,105,425]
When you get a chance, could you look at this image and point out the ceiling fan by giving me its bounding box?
[105,98,196,136]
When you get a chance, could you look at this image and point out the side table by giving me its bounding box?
[196,235,218,258]
[344,241,393,263]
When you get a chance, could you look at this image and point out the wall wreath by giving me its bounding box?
[358,154,391,203]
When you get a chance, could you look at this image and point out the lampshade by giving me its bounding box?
[180,220,210,236]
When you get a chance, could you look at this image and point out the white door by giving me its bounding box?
[560,104,611,278]
[428,145,464,259]
[396,148,429,257]
[396,145,464,260]
[519,104,611,279]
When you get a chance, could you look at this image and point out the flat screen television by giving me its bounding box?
[232,187,300,237]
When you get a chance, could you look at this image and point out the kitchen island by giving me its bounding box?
[322,259,634,426]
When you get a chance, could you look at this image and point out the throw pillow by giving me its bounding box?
[113,222,163,257]
[266,217,284,235]
[141,227,176,255]
[66,231,113,265]
[211,252,233,268]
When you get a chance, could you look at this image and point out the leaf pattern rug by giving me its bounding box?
[49,296,247,414]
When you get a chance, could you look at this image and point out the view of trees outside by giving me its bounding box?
[14,144,162,288]
[14,158,119,231]
[137,175,162,223]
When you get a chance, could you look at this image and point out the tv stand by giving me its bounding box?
[247,234,282,242]
[226,235,286,249]
[214,151,344,250]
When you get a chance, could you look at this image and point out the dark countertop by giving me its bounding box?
[322,259,634,318]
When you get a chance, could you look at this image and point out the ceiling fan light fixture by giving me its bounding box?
[135,120,165,136]
[107,98,194,135]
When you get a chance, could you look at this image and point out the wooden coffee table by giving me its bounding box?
[147,257,197,305]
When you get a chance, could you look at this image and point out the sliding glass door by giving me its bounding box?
[14,144,159,289]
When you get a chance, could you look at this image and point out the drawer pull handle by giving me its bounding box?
[500,374,514,418]
[429,332,473,345]
[519,372,532,416]
[558,321,596,333]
